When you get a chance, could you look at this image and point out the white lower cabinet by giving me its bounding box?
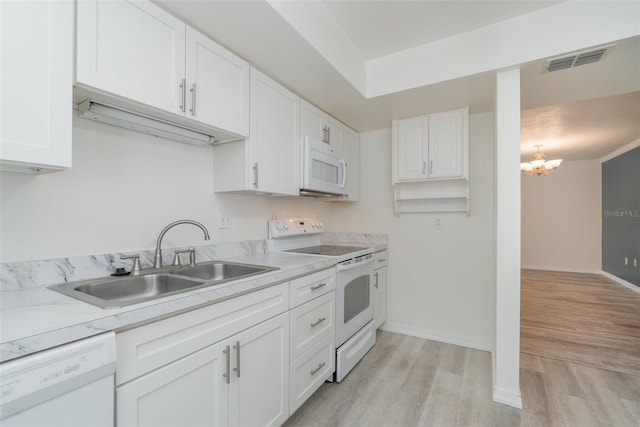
[117,340,229,426]
[229,313,289,427]
[288,270,336,416]
[115,269,338,425]
[373,251,388,329]
[117,313,288,427]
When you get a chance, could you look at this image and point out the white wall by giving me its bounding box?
[332,113,495,350]
[521,160,602,272]
[0,117,333,263]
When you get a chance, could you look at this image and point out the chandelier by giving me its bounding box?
[520,145,563,176]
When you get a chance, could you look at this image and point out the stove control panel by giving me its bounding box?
[269,217,324,238]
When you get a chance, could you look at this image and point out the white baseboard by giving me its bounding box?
[521,265,601,274]
[600,270,640,293]
[493,387,523,409]
[379,322,493,352]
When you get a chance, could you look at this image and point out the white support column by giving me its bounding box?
[493,68,523,409]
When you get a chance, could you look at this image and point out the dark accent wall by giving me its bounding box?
[602,146,640,286]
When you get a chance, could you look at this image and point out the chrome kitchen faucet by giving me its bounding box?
[154,220,210,268]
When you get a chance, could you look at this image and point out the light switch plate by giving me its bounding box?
[218,212,232,229]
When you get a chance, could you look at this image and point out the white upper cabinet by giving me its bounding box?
[428,109,465,179]
[342,127,360,202]
[393,115,429,182]
[393,107,468,183]
[1,0,73,173]
[185,27,250,136]
[75,0,249,138]
[249,69,300,195]
[76,0,185,115]
[300,99,341,149]
[213,68,299,196]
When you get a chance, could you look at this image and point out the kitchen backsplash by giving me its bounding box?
[0,234,387,291]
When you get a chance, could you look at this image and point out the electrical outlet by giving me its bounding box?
[434,217,443,229]
[217,212,232,229]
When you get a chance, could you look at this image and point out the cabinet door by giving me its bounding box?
[428,109,464,179]
[342,128,360,201]
[0,0,72,172]
[76,0,185,115]
[229,313,289,427]
[250,68,300,195]
[374,265,387,329]
[185,27,250,137]
[117,340,229,427]
[394,116,428,182]
[323,116,343,150]
[300,99,325,142]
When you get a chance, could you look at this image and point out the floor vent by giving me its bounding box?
[544,45,613,73]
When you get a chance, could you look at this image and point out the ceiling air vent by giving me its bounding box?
[544,45,613,73]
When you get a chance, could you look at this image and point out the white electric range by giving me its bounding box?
[268,217,376,382]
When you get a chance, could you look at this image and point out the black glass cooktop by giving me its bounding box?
[285,245,366,256]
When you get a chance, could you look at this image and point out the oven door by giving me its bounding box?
[335,254,374,347]
[301,136,346,195]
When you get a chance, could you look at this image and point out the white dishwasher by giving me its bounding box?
[0,332,116,426]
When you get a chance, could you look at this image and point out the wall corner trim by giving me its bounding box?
[493,387,523,409]
[600,270,640,293]
[379,322,493,352]
[599,138,640,163]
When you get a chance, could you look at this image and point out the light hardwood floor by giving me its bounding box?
[285,331,640,427]
[285,270,640,427]
[521,269,640,377]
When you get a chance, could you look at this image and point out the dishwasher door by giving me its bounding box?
[0,332,116,426]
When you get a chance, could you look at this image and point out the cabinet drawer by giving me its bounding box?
[290,291,334,360]
[289,269,334,308]
[290,334,335,414]
[117,283,288,385]
[375,251,388,268]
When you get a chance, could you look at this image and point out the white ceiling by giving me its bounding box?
[154,0,640,161]
[322,1,563,60]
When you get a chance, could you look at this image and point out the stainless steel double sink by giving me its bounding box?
[49,261,279,309]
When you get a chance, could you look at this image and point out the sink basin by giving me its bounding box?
[49,261,279,309]
[171,261,278,281]
[49,274,204,309]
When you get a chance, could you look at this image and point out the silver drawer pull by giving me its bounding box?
[233,341,241,378]
[310,317,326,328]
[310,362,326,376]
[223,345,230,384]
[377,258,387,263]
[310,282,327,291]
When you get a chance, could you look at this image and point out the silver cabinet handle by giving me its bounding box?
[322,126,329,144]
[223,345,230,384]
[310,317,326,328]
[310,282,327,291]
[374,271,379,289]
[233,341,240,378]
[180,78,186,112]
[422,160,426,174]
[429,160,433,175]
[190,82,197,116]
[252,163,258,188]
[327,126,331,143]
[310,362,326,376]
[377,258,387,263]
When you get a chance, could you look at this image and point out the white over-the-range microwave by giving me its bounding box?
[299,136,347,198]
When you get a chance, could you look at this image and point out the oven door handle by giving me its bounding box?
[336,256,374,271]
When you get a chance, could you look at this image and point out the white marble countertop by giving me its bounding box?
[0,252,338,363]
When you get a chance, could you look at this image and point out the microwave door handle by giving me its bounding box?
[340,159,347,188]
